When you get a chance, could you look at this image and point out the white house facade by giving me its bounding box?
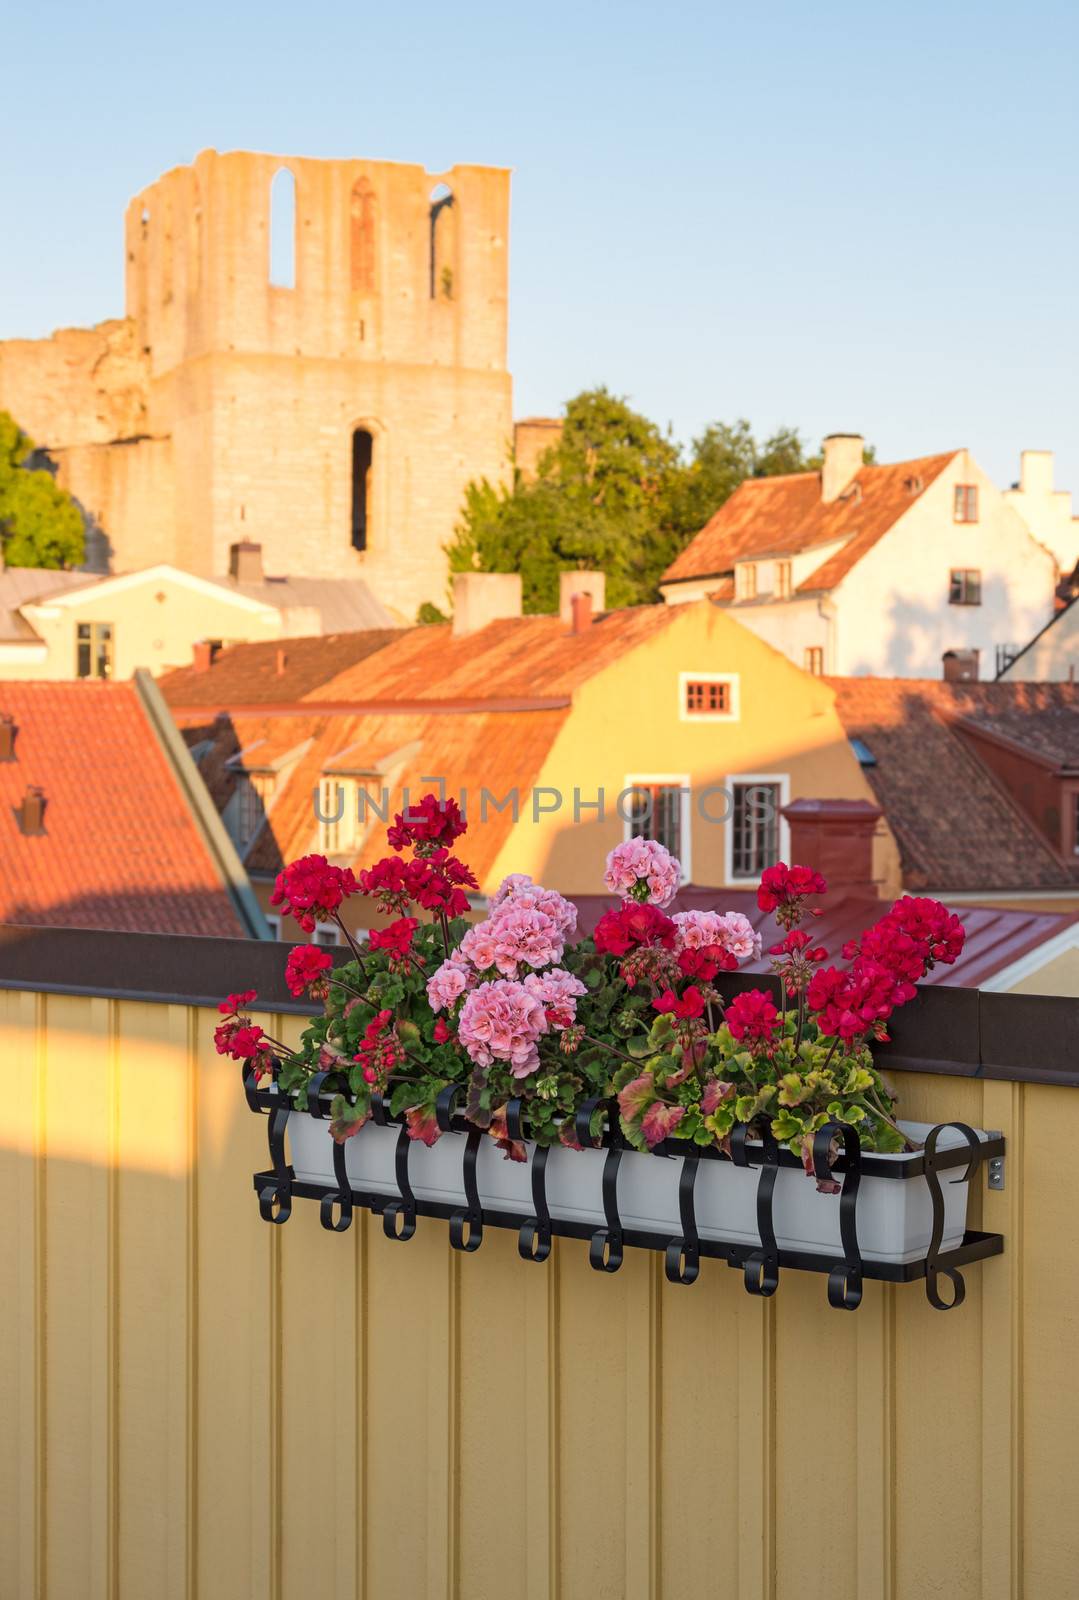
[661,436,1058,682]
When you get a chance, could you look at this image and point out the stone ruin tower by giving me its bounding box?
[0,150,513,618]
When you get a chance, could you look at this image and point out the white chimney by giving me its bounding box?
[558,570,606,624]
[821,434,865,503]
[451,572,523,637]
[1018,450,1055,496]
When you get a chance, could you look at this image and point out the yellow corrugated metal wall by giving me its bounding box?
[1,988,1075,1600]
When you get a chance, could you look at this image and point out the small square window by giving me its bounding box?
[954,485,979,523]
[804,646,824,676]
[682,675,737,720]
[949,568,982,606]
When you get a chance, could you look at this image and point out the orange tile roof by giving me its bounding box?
[188,705,570,887]
[159,628,406,709]
[305,607,682,704]
[828,677,1079,891]
[0,683,245,935]
[662,452,957,590]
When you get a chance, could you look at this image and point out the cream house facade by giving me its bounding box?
[0,563,391,680]
[661,436,1058,682]
[1002,450,1079,577]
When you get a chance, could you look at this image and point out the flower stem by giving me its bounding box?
[333,912,370,978]
[582,1032,641,1067]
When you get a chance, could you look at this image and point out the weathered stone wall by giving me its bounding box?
[0,149,513,618]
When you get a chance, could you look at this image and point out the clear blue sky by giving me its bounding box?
[4,0,1077,494]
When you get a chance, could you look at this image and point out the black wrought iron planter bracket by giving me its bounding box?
[245,1073,1005,1312]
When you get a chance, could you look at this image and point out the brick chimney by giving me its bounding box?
[229,540,264,583]
[17,786,46,836]
[451,572,523,637]
[571,592,592,633]
[0,714,15,762]
[558,570,606,624]
[780,798,882,893]
[821,434,864,503]
[191,641,213,673]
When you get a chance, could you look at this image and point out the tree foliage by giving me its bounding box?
[444,391,844,614]
[0,411,85,569]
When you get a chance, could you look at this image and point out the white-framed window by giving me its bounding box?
[774,560,792,599]
[954,484,979,523]
[317,776,359,854]
[313,924,341,947]
[264,913,282,940]
[734,562,758,601]
[804,646,824,676]
[724,772,790,883]
[623,773,692,880]
[679,671,739,722]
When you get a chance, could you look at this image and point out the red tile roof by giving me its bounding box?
[305,607,682,704]
[572,887,1075,989]
[828,678,1079,891]
[184,705,569,886]
[0,682,245,936]
[661,452,957,589]
[159,629,406,709]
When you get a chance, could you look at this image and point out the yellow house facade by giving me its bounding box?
[172,591,901,916]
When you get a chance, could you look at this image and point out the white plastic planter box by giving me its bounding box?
[286,1112,991,1266]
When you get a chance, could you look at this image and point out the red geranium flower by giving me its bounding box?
[369,916,420,965]
[725,989,781,1047]
[284,945,334,998]
[219,989,257,1015]
[594,902,677,956]
[271,854,359,933]
[386,793,467,853]
[653,985,707,1020]
[757,863,828,927]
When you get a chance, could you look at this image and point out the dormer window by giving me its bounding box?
[954,485,979,523]
[318,776,359,854]
[774,560,792,599]
[735,563,758,601]
[234,772,275,848]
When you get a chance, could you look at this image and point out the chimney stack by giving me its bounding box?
[0,714,15,762]
[229,540,264,583]
[192,641,213,673]
[276,647,288,677]
[821,434,865,503]
[451,572,523,637]
[571,591,592,633]
[558,570,606,624]
[780,798,882,894]
[18,786,46,836]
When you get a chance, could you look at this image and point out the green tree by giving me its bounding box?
[0,411,85,568]
[445,394,852,615]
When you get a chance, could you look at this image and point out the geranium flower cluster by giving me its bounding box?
[604,837,681,908]
[230,798,966,1182]
[271,856,359,933]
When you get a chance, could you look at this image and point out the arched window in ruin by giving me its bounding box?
[429,183,455,300]
[351,429,374,552]
[350,177,376,295]
[269,167,297,289]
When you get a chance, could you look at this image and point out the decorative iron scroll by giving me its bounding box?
[247,1080,1004,1312]
[730,1125,780,1298]
[922,1121,982,1310]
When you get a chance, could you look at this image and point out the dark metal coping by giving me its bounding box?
[2,925,1078,1087]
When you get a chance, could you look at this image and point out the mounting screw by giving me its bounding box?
[987,1156,1005,1192]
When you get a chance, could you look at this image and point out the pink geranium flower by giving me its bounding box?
[604,837,681,908]
[458,979,549,1077]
